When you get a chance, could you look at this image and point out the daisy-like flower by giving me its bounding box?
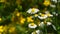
[38,14,47,19]
[31,30,43,34]
[27,8,39,14]
[28,23,37,28]
[27,16,34,22]
[43,0,51,6]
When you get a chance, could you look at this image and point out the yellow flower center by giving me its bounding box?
[47,13,51,16]
[31,8,35,12]
[41,14,45,17]
[31,23,35,26]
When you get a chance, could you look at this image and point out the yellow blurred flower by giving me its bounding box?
[16,12,20,17]
[43,1,51,6]
[0,18,2,22]
[34,14,38,17]
[0,0,6,2]
[9,27,15,33]
[11,16,14,22]
[3,25,8,32]
[20,17,25,24]
[0,26,4,32]
[27,16,34,22]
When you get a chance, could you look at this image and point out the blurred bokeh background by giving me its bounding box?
[0,0,60,34]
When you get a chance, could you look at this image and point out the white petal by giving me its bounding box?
[36,30,40,34]
[38,16,44,19]
[50,15,53,17]
[43,15,47,19]
[47,22,52,26]
[27,8,32,13]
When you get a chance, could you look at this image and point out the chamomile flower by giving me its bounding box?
[27,8,39,14]
[28,23,37,29]
[38,14,47,19]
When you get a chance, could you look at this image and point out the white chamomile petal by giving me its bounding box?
[49,14,53,17]
[38,15,47,20]
[27,8,31,13]
[47,22,52,26]
[28,23,37,29]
